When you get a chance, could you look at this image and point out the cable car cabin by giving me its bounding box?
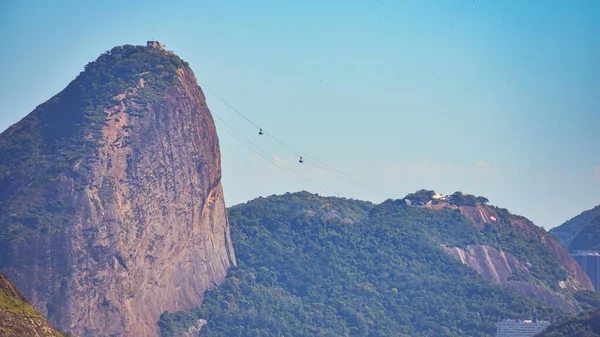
[259,128,263,135]
[299,156,304,163]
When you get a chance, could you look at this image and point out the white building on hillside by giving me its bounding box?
[496,319,550,337]
[432,193,448,201]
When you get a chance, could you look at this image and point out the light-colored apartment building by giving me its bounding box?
[496,319,550,337]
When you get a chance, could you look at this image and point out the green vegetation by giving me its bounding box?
[537,309,600,337]
[403,190,488,206]
[550,205,600,250]
[448,191,488,206]
[158,191,580,337]
[0,290,43,318]
[0,44,189,247]
[573,291,600,312]
[569,214,600,251]
[481,207,569,290]
[403,189,435,204]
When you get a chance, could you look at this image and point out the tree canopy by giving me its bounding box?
[158,192,595,336]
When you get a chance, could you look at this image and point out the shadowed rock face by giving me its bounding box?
[0,273,59,337]
[0,45,235,336]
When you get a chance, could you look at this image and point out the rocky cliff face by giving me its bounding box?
[0,273,61,337]
[440,203,593,312]
[0,44,235,336]
[443,244,578,312]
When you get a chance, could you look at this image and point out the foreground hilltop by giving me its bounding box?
[159,191,599,337]
[0,42,235,336]
[0,273,62,337]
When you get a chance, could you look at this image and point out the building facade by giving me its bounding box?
[496,320,550,337]
[571,250,600,292]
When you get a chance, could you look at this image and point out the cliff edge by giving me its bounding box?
[0,42,235,336]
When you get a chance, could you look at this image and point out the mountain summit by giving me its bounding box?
[0,42,236,336]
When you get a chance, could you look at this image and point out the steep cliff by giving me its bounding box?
[0,43,235,336]
[0,273,62,337]
[435,201,594,313]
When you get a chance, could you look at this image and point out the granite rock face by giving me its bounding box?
[0,44,235,336]
[441,204,593,313]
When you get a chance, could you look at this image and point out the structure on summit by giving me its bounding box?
[147,40,166,50]
[146,40,173,54]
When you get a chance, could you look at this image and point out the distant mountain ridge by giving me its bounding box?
[550,204,600,251]
[158,191,599,337]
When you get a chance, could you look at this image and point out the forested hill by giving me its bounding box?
[159,191,599,336]
[550,204,600,251]
[537,309,600,337]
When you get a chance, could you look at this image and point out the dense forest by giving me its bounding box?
[568,214,600,251]
[537,310,600,337]
[550,205,600,250]
[157,191,600,336]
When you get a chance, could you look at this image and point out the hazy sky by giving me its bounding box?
[1,0,598,229]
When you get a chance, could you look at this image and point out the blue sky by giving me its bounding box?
[0,0,598,228]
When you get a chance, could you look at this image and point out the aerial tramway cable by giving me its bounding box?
[211,113,337,196]
[203,85,390,199]
[261,130,388,197]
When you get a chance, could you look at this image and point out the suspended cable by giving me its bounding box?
[263,130,389,197]
[212,114,337,196]
[204,87,261,129]
[203,85,391,199]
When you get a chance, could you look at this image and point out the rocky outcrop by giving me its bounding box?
[442,204,593,312]
[538,233,593,291]
[182,319,207,337]
[504,281,575,313]
[0,273,60,337]
[443,244,528,285]
[443,245,577,313]
[0,45,235,336]
[509,217,592,291]
[458,205,500,229]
